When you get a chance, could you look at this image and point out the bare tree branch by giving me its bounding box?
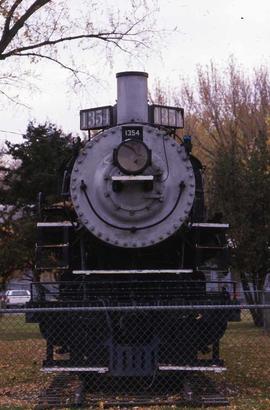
[15,51,81,73]
[1,0,23,42]
[0,87,30,107]
[0,1,160,103]
[0,0,50,54]
[1,27,152,60]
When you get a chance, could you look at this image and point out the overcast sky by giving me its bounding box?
[1,0,270,144]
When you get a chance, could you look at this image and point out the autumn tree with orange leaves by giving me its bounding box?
[177,61,270,325]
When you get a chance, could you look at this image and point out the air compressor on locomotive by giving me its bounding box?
[28,72,231,376]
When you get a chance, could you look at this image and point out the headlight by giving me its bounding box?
[115,139,150,174]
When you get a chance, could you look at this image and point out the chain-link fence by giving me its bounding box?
[0,300,270,409]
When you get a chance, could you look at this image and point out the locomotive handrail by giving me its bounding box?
[81,179,185,232]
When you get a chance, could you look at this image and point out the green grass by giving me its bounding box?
[0,314,41,341]
[0,312,269,409]
[0,313,50,406]
[217,313,270,409]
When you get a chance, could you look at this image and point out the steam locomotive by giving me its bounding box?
[28,72,231,377]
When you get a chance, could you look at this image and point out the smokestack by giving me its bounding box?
[116,71,148,124]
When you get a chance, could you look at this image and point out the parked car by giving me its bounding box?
[5,289,31,308]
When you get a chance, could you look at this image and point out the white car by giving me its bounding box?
[5,289,31,308]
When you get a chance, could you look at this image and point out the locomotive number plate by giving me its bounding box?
[122,126,143,141]
[80,106,113,130]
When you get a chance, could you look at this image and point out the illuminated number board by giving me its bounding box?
[80,106,113,130]
[150,105,184,128]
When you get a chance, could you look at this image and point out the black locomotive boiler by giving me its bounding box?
[28,72,232,378]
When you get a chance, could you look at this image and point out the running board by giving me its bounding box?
[159,365,226,373]
[191,223,229,229]
[73,269,193,275]
[42,365,226,374]
[42,367,108,373]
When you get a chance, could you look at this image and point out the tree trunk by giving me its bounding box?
[241,272,264,327]
[251,308,264,327]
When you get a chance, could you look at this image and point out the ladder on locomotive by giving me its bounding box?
[191,223,230,273]
[35,222,72,271]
